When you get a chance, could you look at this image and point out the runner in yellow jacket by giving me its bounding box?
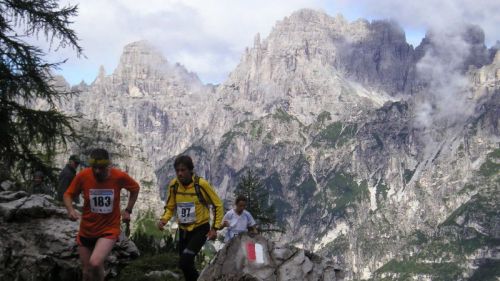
[158,155,223,281]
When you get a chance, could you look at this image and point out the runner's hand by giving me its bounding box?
[157,220,167,231]
[67,209,80,221]
[121,210,131,222]
[207,229,217,240]
[222,220,229,227]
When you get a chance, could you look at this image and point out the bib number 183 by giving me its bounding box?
[90,189,114,214]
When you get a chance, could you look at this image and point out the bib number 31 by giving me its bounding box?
[90,189,114,214]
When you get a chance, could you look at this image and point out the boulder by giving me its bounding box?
[0,191,140,281]
[199,234,344,281]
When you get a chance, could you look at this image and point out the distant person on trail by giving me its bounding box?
[29,170,53,196]
[157,155,224,281]
[63,148,140,281]
[57,154,80,202]
[221,195,258,242]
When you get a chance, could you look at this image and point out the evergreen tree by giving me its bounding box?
[0,0,82,183]
[234,169,281,232]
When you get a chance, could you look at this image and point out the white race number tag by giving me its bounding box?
[177,202,196,224]
[89,189,114,214]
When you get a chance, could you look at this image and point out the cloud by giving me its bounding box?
[342,0,500,46]
[45,0,334,84]
[414,29,475,128]
[343,0,498,128]
[32,0,499,87]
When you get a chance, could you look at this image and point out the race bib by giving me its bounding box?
[177,202,196,224]
[89,189,114,214]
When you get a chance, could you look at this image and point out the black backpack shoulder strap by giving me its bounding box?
[194,175,209,207]
[169,180,179,202]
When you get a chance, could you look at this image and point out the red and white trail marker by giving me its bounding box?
[246,242,264,264]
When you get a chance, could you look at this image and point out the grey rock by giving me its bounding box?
[0,180,14,191]
[199,234,343,281]
[145,269,180,279]
[0,190,29,202]
[0,193,140,281]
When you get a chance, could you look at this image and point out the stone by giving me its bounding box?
[199,234,343,281]
[0,193,140,281]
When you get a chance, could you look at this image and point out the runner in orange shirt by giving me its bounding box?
[64,148,140,281]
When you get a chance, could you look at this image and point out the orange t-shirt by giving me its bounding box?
[64,167,140,238]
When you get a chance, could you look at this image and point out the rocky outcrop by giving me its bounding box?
[0,191,139,281]
[199,234,344,281]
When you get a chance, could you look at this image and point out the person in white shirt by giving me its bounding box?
[221,195,258,242]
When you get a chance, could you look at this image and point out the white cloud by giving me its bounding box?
[349,0,499,127]
[347,0,500,46]
[37,0,498,85]
[50,0,332,84]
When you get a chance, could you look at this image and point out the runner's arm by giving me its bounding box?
[247,212,258,233]
[220,212,231,229]
[160,186,175,223]
[201,181,224,230]
[121,173,140,212]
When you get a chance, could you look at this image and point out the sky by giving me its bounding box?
[35,0,500,85]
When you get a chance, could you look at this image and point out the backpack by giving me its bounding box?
[169,175,210,209]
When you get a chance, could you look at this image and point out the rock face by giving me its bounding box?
[54,8,500,280]
[0,191,140,281]
[199,234,344,281]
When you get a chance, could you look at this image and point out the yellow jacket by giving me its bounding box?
[160,175,223,231]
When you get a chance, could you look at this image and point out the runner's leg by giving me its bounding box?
[78,245,92,281]
[179,223,209,281]
[88,237,116,281]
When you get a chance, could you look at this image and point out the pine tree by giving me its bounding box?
[0,0,82,183]
[234,170,280,232]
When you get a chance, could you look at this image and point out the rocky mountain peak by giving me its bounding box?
[110,40,201,87]
[116,40,167,70]
[220,9,413,125]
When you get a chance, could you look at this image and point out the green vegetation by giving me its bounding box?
[113,254,181,281]
[376,260,462,281]
[479,148,500,179]
[321,234,350,257]
[263,172,283,196]
[115,209,215,281]
[403,169,415,184]
[376,185,500,281]
[249,120,264,139]
[272,198,293,222]
[219,131,244,151]
[372,133,384,150]
[272,108,296,122]
[297,176,316,201]
[408,230,428,246]
[312,121,357,148]
[316,111,332,124]
[131,210,175,254]
[0,0,82,183]
[234,170,281,233]
[457,183,476,195]
[375,180,389,206]
[468,259,500,281]
[326,173,369,214]
[302,172,368,223]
